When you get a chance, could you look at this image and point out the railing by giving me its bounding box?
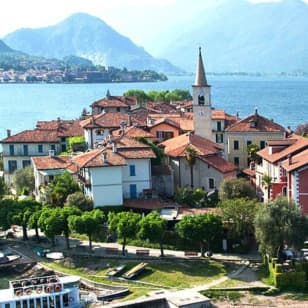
[77,174,91,187]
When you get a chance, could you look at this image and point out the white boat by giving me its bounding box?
[0,274,81,308]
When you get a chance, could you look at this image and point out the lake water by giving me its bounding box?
[0,75,307,141]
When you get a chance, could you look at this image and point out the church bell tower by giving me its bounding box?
[193,47,212,140]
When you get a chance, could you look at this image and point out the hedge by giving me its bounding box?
[267,256,306,290]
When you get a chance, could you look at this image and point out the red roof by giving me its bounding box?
[35,119,83,137]
[91,95,137,108]
[112,126,154,139]
[2,129,59,143]
[282,148,308,172]
[199,155,237,174]
[80,112,131,129]
[32,156,77,173]
[226,112,285,132]
[258,134,308,163]
[160,133,222,157]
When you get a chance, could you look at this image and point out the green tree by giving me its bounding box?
[135,137,163,165]
[219,178,256,200]
[38,207,63,246]
[247,143,260,165]
[65,192,93,211]
[108,211,141,255]
[46,171,80,206]
[176,214,223,257]
[69,209,105,250]
[124,90,149,106]
[60,206,81,249]
[13,166,34,195]
[0,198,17,231]
[262,174,272,202]
[10,199,42,241]
[166,89,192,101]
[184,146,198,189]
[28,208,42,241]
[254,197,308,260]
[220,198,258,240]
[0,177,9,199]
[138,211,167,256]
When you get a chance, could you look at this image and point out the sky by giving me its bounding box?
[0,0,307,54]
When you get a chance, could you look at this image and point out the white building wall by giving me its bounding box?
[2,143,59,184]
[84,128,111,148]
[122,159,152,199]
[89,166,123,207]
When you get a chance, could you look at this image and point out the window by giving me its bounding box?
[216,133,224,143]
[22,160,31,168]
[130,184,137,199]
[61,144,67,152]
[198,95,205,105]
[129,165,136,176]
[217,121,222,132]
[156,131,174,140]
[96,129,104,136]
[50,144,56,151]
[9,144,14,155]
[38,144,43,153]
[116,107,121,112]
[260,140,266,149]
[209,178,215,189]
[8,160,17,173]
[23,145,28,156]
[61,137,66,142]
[233,140,239,150]
[234,157,239,166]
[247,140,252,147]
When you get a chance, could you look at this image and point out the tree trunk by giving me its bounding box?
[65,232,70,250]
[22,225,28,241]
[200,241,205,257]
[190,166,194,189]
[159,242,164,257]
[35,226,40,241]
[267,187,271,202]
[89,233,92,251]
[122,237,126,256]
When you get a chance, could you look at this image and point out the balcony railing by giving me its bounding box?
[78,174,91,187]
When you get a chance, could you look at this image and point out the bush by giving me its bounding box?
[275,271,306,290]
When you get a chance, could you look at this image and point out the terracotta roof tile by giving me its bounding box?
[199,155,238,174]
[80,112,131,129]
[2,129,59,143]
[91,95,137,108]
[31,156,78,173]
[258,134,308,163]
[226,112,285,132]
[145,102,178,114]
[73,148,127,168]
[160,133,222,157]
[282,148,308,172]
[35,119,83,137]
[112,126,154,139]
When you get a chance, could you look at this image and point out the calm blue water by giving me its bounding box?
[0,75,307,141]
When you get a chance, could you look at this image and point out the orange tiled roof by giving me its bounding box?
[112,126,154,139]
[80,112,131,129]
[258,134,308,163]
[281,148,308,172]
[35,119,83,137]
[73,148,127,168]
[2,129,59,143]
[145,102,178,114]
[226,112,285,132]
[199,155,237,174]
[32,156,77,173]
[160,133,222,157]
[91,95,137,108]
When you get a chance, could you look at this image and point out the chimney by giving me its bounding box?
[102,152,108,162]
[7,129,11,137]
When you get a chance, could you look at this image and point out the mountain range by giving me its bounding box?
[2,0,308,73]
[2,13,181,74]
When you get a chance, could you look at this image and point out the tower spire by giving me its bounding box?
[194,47,207,87]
